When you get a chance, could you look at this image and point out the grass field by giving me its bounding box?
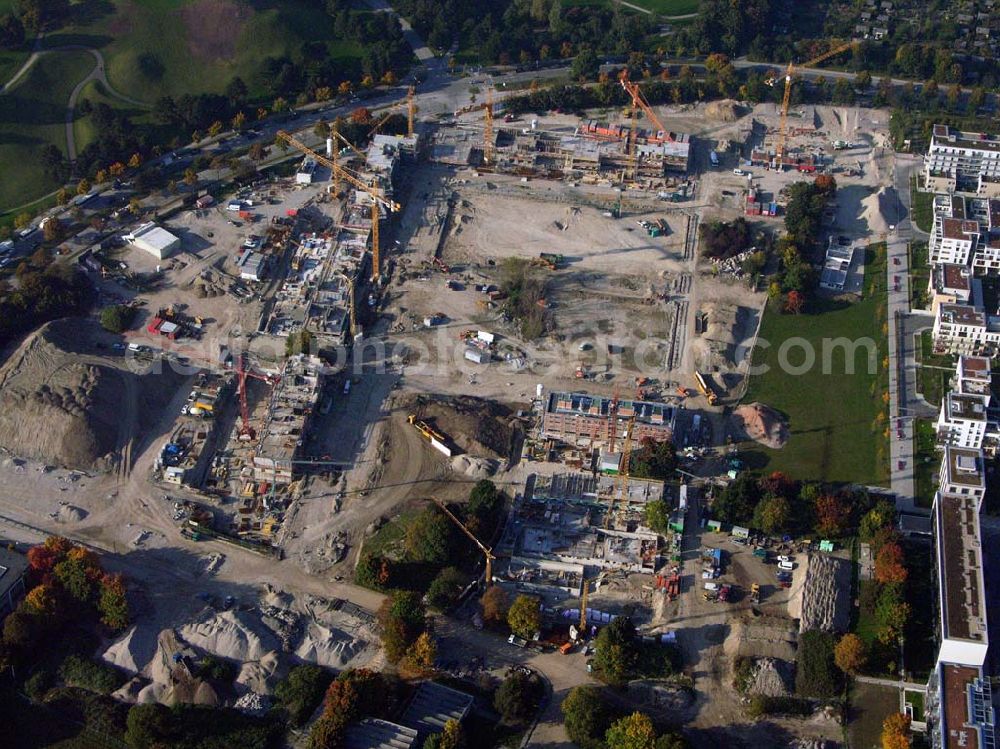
[45,0,365,103]
[742,245,889,485]
[0,50,95,211]
[913,418,937,509]
[910,176,934,233]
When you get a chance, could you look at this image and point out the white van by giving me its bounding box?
[778,560,795,571]
[127,343,141,353]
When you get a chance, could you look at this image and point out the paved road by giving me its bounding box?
[886,154,936,513]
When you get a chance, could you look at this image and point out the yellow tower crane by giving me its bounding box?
[407,85,416,137]
[276,130,400,283]
[772,40,858,166]
[431,497,496,586]
[483,86,495,165]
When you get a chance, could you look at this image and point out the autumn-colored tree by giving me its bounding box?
[833,633,866,675]
[27,545,60,575]
[481,585,509,624]
[54,556,95,602]
[95,168,107,183]
[814,174,837,193]
[758,471,793,499]
[881,712,910,749]
[361,74,374,88]
[875,586,910,644]
[814,494,850,537]
[605,712,657,749]
[560,41,573,58]
[874,542,908,584]
[439,719,465,749]
[231,111,246,131]
[109,161,126,176]
[401,631,436,676]
[24,583,60,618]
[351,107,372,124]
[315,86,333,102]
[183,167,197,186]
[76,178,91,196]
[381,71,397,85]
[784,290,804,314]
[98,573,129,630]
[507,594,541,639]
[338,81,352,95]
[207,121,223,137]
[55,188,68,206]
[13,212,31,231]
[273,96,288,114]
[127,152,142,169]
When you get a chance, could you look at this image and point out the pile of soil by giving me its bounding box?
[410,394,516,459]
[704,99,742,121]
[799,554,851,633]
[0,326,122,469]
[731,402,788,449]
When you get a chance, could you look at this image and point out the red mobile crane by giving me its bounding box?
[236,352,280,441]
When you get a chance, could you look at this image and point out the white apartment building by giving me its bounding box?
[928,194,1000,272]
[956,355,993,396]
[936,392,993,450]
[928,263,972,317]
[925,124,1000,197]
[933,303,1000,356]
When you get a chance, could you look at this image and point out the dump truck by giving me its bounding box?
[693,372,718,405]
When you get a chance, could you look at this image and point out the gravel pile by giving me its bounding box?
[799,554,851,633]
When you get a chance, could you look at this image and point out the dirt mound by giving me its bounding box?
[747,657,793,697]
[0,326,123,469]
[731,402,788,449]
[409,395,515,459]
[705,99,742,121]
[862,186,895,234]
[798,554,851,633]
[179,609,280,662]
[180,0,252,63]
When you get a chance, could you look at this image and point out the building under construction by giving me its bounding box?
[541,391,677,447]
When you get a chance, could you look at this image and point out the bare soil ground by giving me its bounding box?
[180,0,252,63]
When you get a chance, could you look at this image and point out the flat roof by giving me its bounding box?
[131,223,179,251]
[940,304,986,327]
[943,446,986,489]
[942,217,981,241]
[344,719,417,749]
[937,492,988,643]
[947,393,989,422]
[400,682,473,736]
[941,664,994,749]
[959,355,991,377]
[547,391,674,427]
[932,124,1000,154]
[939,264,972,292]
[0,546,28,599]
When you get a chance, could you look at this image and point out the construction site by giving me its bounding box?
[0,62,903,748]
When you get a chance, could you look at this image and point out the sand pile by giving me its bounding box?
[102,625,161,675]
[861,187,891,234]
[57,504,87,522]
[705,99,741,121]
[747,657,793,697]
[731,403,788,449]
[236,651,286,695]
[179,609,281,662]
[294,620,365,669]
[798,554,851,633]
[451,455,497,479]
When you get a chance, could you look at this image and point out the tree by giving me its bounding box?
[439,719,465,749]
[248,142,266,163]
[405,506,453,563]
[3,609,40,649]
[859,499,896,543]
[273,96,288,114]
[0,13,25,49]
[76,177,90,196]
[100,304,134,334]
[42,218,64,243]
[606,712,657,749]
[562,686,612,749]
[127,152,141,169]
[377,590,426,663]
[833,632,865,676]
[814,494,850,537]
[125,703,171,748]
[207,120,223,137]
[54,556,94,602]
[13,212,30,231]
[571,47,599,81]
[643,499,670,535]
[875,585,910,644]
[55,187,68,206]
[481,585,508,625]
[98,573,129,630]
[630,438,678,481]
[23,583,61,618]
[467,479,502,536]
[494,670,542,722]
[95,168,107,184]
[183,167,197,186]
[507,594,541,639]
[753,495,790,534]
[427,567,466,611]
[351,106,371,124]
[881,713,911,749]
[313,119,330,139]
[225,76,248,107]
[712,473,762,525]
[402,631,437,676]
[783,290,804,314]
[593,616,639,686]
[231,110,246,131]
[874,542,908,584]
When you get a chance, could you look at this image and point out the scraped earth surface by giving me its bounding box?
[180,0,252,62]
[730,402,789,449]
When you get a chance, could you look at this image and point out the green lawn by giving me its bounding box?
[913,418,937,509]
[910,177,934,233]
[742,245,890,485]
[570,0,699,12]
[0,50,94,211]
[905,689,925,722]
[909,241,929,310]
[46,0,365,103]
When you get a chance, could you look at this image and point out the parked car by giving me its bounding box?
[778,560,794,571]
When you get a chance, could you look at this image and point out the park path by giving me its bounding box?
[1,36,150,162]
[612,0,700,17]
